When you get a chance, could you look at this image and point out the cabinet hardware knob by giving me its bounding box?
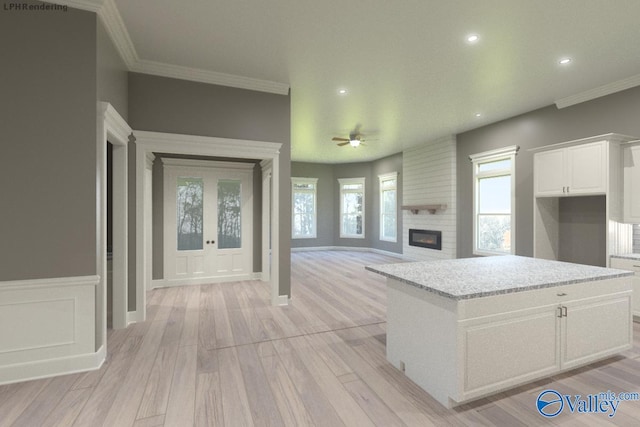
[557,292,567,296]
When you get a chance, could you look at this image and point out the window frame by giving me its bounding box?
[291,177,318,239]
[338,177,366,239]
[378,172,398,242]
[470,146,518,256]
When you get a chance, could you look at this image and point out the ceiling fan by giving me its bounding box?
[332,126,371,147]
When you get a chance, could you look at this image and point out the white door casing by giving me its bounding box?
[135,131,283,321]
[162,159,253,284]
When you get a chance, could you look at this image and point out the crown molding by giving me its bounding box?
[555,72,640,109]
[50,0,290,95]
[98,0,137,68]
[44,0,102,13]
[130,59,290,95]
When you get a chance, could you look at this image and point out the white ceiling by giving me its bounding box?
[82,1,640,163]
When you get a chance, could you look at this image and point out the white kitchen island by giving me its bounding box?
[366,256,634,408]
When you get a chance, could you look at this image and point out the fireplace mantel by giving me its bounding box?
[402,204,447,215]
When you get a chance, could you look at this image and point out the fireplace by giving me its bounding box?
[409,229,442,250]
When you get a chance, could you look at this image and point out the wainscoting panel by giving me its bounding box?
[0,275,100,385]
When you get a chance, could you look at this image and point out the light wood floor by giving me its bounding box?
[2,250,640,426]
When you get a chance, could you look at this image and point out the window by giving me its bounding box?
[470,146,518,255]
[339,177,365,238]
[291,177,318,238]
[379,172,397,242]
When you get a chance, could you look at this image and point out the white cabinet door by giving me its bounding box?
[534,141,607,197]
[624,144,640,223]
[461,305,560,398]
[534,149,565,197]
[611,258,640,316]
[561,294,632,370]
[566,141,607,195]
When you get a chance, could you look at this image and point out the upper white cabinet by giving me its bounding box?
[534,141,607,197]
[532,133,638,266]
[623,142,640,223]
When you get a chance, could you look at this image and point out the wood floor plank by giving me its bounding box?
[136,343,180,419]
[10,374,79,427]
[218,346,255,426]
[195,372,225,427]
[235,344,285,426]
[39,388,92,427]
[0,380,49,427]
[165,344,198,427]
[258,351,316,427]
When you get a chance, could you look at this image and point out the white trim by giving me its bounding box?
[471,147,518,256]
[98,0,138,68]
[135,131,284,311]
[99,102,131,331]
[274,295,290,306]
[127,310,142,326]
[468,145,519,162]
[338,177,366,239]
[0,344,105,386]
[528,133,638,153]
[0,275,103,385]
[261,161,272,283]
[161,158,256,170]
[152,273,262,289]
[291,246,405,259]
[131,59,290,95]
[555,72,640,109]
[291,177,318,239]
[378,172,398,243]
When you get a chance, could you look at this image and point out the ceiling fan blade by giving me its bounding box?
[332,137,349,142]
[337,141,350,146]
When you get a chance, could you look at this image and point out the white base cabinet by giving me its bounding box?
[386,277,632,408]
[611,257,640,316]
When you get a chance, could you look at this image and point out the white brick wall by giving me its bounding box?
[402,136,457,261]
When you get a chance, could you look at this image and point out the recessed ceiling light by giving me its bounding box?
[338,89,347,94]
[559,58,572,65]
[467,34,479,43]
[475,113,482,117]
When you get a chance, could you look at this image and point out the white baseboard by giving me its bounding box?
[152,273,258,289]
[0,274,103,385]
[291,245,405,259]
[127,310,143,325]
[273,294,290,306]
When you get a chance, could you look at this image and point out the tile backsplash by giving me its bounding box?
[634,224,640,253]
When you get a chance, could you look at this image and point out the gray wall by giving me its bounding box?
[97,19,128,120]
[128,73,291,296]
[0,2,97,280]
[558,196,606,267]
[290,152,403,254]
[457,85,640,259]
[634,224,640,253]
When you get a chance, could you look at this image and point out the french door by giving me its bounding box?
[163,159,253,283]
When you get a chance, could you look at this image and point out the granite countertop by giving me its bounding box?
[611,253,640,261]
[365,255,633,300]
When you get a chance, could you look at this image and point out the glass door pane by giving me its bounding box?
[176,177,204,251]
[218,179,242,249]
